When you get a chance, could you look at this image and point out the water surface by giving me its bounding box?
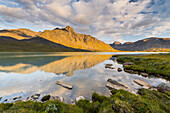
[0,52,168,103]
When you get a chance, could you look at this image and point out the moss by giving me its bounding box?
[0,89,169,113]
[117,54,170,79]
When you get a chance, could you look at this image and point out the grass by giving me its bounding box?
[0,89,169,113]
[116,53,170,79]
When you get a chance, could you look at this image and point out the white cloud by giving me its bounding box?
[0,0,170,43]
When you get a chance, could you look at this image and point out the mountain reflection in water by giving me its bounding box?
[0,53,112,76]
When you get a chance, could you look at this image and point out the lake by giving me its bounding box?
[0,52,168,103]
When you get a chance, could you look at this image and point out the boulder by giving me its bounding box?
[56,81,73,89]
[134,79,152,88]
[31,94,40,100]
[70,99,75,105]
[76,96,85,102]
[117,68,122,72]
[50,96,64,102]
[156,83,170,92]
[13,96,22,100]
[41,95,51,102]
[105,64,114,69]
[106,79,128,90]
[141,73,149,77]
[123,62,135,67]
[4,99,8,102]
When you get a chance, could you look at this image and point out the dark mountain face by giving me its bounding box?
[110,37,170,51]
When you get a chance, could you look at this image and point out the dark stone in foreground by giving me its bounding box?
[41,95,51,102]
[117,68,122,72]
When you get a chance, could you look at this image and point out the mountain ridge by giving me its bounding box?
[110,37,170,51]
[0,26,116,52]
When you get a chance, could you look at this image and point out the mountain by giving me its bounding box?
[0,26,116,52]
[110,37,170,51]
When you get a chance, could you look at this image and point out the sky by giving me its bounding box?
[0,0,170,43]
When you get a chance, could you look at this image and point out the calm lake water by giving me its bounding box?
[0,52,169,103]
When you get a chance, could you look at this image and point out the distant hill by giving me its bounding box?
[110,37,170,51]
[0,26,116,52]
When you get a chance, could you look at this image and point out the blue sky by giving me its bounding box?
[0,0,170,43]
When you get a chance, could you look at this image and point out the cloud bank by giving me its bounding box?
[0,0,170,43]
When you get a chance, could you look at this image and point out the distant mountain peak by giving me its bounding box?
[65,26,75,32]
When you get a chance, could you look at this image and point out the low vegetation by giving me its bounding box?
[116,53,170,79]
[0,89,169,113]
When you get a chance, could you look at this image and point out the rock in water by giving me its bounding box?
[106,79,128,90]
[31,94,40,100]
[157,83,170,92]
[0,97,2,101]
[50,96,64,102]
[117,68,122,72]
[123,62,135,67]
[134,79,152,88]
[56,81,73,89]
[76,96,85,102]
[41,95,51,102]
[140,73,149,77]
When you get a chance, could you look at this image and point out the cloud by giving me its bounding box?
[0,0,170,43]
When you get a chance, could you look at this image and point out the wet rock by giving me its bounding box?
[4,99,8,102]
[141,73,149,77]
[13,96,22,100]
[50,96,64,102]
[106,79,128,90]
[76,96,85,102]
[117,68,122,72]
[105,64,114,69]
[56,81,73,89]
[123,62,135,67]
[0,97,2,101]
[31,94,40,100]
[156,83,170,92]
[14,100,22,103]
[134,79,152,88]
[70,99,75,105]
[41,95,51,102]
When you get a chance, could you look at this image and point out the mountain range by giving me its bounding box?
[110,37,170,52]
[0,26,115,52]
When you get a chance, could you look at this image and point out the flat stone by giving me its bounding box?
[123,62,135,67]
[76,96,85,102]
[134,79,152,88]
[106,79,128,90]
[141,73,149,77]
[14,100,22,103]
[56,81,73,89]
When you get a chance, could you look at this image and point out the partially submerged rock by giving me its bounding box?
[56,81,73,89]
[157,83,170,92]
[0,97,2,101]
[106,79,137,94]
[50,96,64,102]
[117,68,122,72]
[123,62,135,67]
[31,94,40,100]
[41,95,51,102]
[14,100,22,103]
[106,79,128,90]
[134,79,152,88]
[76,96,85,102]
[140,73,149,77]
[13,96,22,100]
[105,64,115,69]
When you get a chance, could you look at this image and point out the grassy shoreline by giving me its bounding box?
[0,89,169,113]
[115,53,170,80]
